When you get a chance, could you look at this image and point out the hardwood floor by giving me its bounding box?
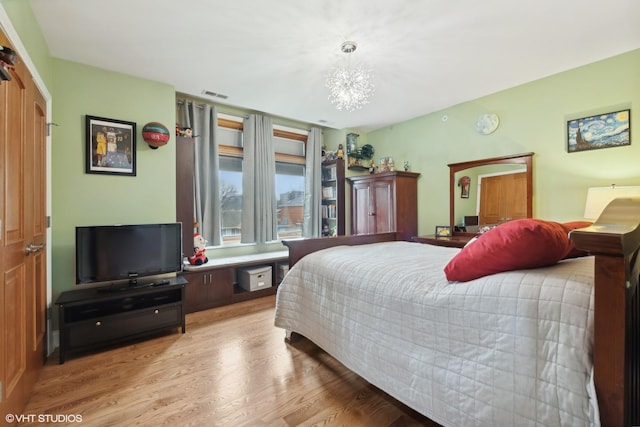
[21,296,438,426]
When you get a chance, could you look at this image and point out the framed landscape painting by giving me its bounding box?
[567,109,630,153]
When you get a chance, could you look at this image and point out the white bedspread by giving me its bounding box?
[274,241,598,427]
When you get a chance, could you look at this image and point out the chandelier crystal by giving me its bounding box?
[326,41,374,112]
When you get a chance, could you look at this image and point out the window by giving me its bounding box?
[276,162,305,238]
[219,156,243,243]
[217,115,307,245]
[218,122,244,244]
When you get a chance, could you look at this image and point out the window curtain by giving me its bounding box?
[303,127,322,237]
[241,114,277,243]
[176,100,222,247]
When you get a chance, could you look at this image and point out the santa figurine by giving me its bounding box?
[188,233,209,265]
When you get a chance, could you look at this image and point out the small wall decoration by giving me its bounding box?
[475,113,500,135]
[567,109,630,153]
[85,115,136,176]
[142,122,170,149]
[458,175,471,198]
[435,225,452,238]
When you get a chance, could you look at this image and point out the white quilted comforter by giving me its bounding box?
[274,241,598,427]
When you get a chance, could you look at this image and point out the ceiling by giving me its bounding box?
[28,0,640,132]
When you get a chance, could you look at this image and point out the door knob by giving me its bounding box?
[25,243,46,255]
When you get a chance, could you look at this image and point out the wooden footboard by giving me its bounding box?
[570,197,640,427]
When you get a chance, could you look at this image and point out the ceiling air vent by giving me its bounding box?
[202,90,228,99]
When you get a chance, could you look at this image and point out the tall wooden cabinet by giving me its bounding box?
[321,159,345,236]
[347,171,420,241]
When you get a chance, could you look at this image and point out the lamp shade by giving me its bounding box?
[584,185,640,219]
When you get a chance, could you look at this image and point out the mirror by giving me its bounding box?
[448,153,534,234]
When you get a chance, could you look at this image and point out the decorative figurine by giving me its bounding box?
[388,157,395,171]
[188,233,209,265]
[337,144,344,159]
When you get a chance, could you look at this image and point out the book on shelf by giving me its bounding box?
[322,165,337,181]
[322,186,334,199]
[327,204,336,219]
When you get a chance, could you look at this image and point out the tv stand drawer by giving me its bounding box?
[63,288,182,321]
[67,303,182,347]
[56,280,186,363]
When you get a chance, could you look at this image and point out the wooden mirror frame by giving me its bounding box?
[448,152,534,234]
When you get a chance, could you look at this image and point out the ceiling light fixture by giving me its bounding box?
[326,41,374,112]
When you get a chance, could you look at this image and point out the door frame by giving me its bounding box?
[0,6,54,354]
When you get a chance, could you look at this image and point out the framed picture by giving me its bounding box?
[567,109,630,153]
[458,175,471,198]
[435,225,452,238]
[85,115,136,176]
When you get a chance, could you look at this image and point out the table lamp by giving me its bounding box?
[584,185,640,220]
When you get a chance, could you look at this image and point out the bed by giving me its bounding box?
[274,199,640,427]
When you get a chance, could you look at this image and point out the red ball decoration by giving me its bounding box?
[142,122,170,149]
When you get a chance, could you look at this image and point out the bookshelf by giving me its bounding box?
[321,159,345,236]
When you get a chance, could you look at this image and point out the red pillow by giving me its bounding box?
[444,219,574,282]
[562,221,593,259]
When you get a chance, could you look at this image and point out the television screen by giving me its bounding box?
[76,223,183,285]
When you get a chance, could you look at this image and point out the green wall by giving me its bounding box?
[50,59,175,299]
[4,1,640,299]
[363,49,640,235]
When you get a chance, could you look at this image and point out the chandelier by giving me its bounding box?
[326,41,375,112]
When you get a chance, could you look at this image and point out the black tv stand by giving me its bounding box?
[56,276,187,363]
[97,278,172,293]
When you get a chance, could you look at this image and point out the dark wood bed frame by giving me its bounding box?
[283,199,640,427]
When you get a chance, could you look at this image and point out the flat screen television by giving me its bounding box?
[76,223,183,287]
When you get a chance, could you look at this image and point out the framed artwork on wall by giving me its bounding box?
[85,115,136,176]
[567,109,630,153]
[458,175,471,198]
